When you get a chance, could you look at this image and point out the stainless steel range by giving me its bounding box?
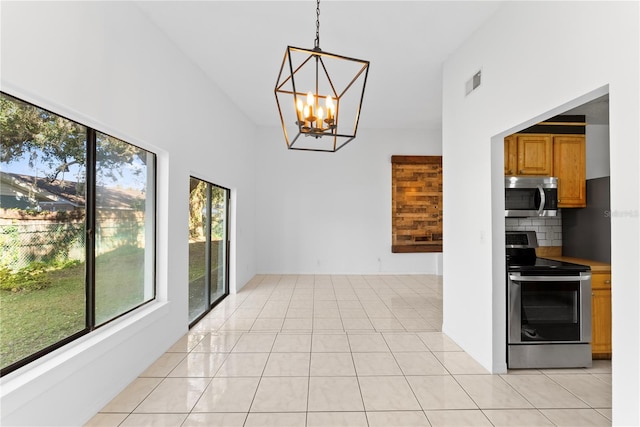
[506,231,592,369]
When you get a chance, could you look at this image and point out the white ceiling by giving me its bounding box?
[134,1,505,131]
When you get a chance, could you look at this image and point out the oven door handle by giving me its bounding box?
[509,273,591,282]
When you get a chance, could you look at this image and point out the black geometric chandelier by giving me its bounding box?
[274,0,370,152]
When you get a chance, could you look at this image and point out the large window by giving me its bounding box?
[0,92,156,375]
[188,177,229,324]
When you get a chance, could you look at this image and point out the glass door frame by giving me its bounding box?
[188,177,230,327]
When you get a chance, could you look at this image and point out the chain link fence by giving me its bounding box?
[0,222,85,270]
[0,214,145,271]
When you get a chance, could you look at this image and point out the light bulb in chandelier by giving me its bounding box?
[316,107,324,130]
[295,99,304,126]
[325,95,335,123]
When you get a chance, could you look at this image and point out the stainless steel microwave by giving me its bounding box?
[505,176,558,217]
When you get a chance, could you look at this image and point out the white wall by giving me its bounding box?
[442,2,639,425]
[0,2,256,425]
[254,126,443,274]
[586,124,611,179]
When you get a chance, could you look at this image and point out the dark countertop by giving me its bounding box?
[540,256,611,273]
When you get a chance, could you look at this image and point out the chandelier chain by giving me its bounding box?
[314,0,321,49]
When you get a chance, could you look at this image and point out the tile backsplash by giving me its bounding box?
[505,211,562,247]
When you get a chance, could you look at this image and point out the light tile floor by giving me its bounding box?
[86,275,612,426]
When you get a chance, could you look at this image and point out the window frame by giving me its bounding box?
[0,91,157,376]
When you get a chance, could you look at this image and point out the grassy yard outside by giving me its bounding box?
[188,240,207,282]
[0,262,85,369]
[188,240,225,322]
[95,246,146,325]
[1,241,224,371]
[0,245,147,371]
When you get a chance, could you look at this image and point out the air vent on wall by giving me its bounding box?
[465,70,482,95]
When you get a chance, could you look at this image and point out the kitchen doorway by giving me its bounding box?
[492,86,612,373]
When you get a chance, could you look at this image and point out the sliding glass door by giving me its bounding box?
[188,177,229,325]
[209,185,228,305]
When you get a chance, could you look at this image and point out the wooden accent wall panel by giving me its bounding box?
[391,156,442,253]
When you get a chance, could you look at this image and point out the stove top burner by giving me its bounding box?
[507,257,590,273]
[505,231,590,274]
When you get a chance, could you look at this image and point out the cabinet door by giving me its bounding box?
[516,135,553,175]
[592,285,612,358]
[554,135,586,207]
[504,136,518,175]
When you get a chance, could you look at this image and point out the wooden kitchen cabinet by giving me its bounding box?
[553,135,586,207]
[503,132,586,208]
[503,134,553,176]
[541,255,612,359]
[504,135,518,175]
[591,272,612,359]
[516,134,553,176]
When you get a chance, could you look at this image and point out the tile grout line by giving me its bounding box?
[341,274,371,426]
[541,369,607,410]
[304,274,314,426]
[384,337,433,424]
